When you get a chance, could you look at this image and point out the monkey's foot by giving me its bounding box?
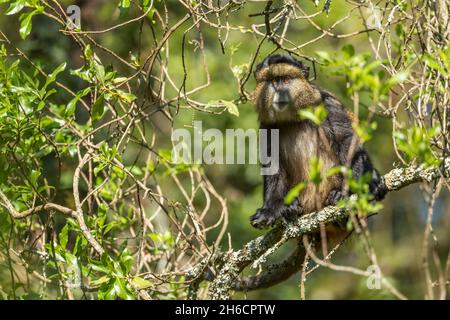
[250,208,279,229]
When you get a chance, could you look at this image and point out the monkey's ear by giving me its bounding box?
[301,63,310,79]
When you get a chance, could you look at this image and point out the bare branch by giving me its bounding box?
[208,159,450,299]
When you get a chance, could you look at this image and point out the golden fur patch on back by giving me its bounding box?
[255,63,305,83]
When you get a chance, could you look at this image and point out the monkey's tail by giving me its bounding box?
[229,227,351,291]
[230,246,306,291]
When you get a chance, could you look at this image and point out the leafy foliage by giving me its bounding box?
[0,0,448,301]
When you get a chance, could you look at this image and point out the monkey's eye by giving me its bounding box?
[271,77,289,85]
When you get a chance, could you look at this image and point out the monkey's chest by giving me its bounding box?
[279,124,340,212]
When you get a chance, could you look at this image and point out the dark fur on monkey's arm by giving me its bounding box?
[320,90,387,204]
[251,166,302,228]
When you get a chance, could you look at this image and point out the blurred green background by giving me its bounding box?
[0,0,449,299]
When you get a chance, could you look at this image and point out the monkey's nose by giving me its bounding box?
[273,90,290,111]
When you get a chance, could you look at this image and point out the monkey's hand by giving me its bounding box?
[325,179,387,206]
[370,179,387,201]
[325,189,344,206]
[250,200,302,229]
[250,208,278,229]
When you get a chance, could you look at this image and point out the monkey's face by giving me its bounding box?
[253,54,322,124]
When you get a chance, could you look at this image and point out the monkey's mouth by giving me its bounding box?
[272,102,289,112]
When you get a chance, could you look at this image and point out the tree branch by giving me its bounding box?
[0,189,104,256]
[231,245,306,291]
[208,160,450,299]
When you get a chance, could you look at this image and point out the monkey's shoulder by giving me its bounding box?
[318,89,356,126]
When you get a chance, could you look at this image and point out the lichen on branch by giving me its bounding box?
[208,159,450,299]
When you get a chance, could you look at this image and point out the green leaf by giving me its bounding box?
[94,163,106,177]
[70,65,92,82]
[391,70,409,83]
[132,276,152,290]
[115,278,135,300]
[209,100,239,116]
[29,169,40,187]
[129,166,143,176]
[119,249,133,274]
[120,0,131,8]
[326,166,347,177]
[112,77,128,84]
[353,121,378,143]
[43,62,66,90]
[104,279,121,300]
[19,10,39,39]
[298,104,328,125]
[59,224,69,249]
[423,54,441,72]
[342,44,355,59]
[99,277,134,300]
[116,90,136,103]
[224,100,239,116]
[316,51,332,64]
[66,88,91,118]
[395,125,441,166]
[92,93,105,122]
[284,182,306,205]
[90,275,110,286]
[119,0,131,17]
[309,157,323,185]
[141,0,151,9]
[85,45,92,60]
[94,62,106,84]
[91,263,110,274]
[5,0,25,15]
